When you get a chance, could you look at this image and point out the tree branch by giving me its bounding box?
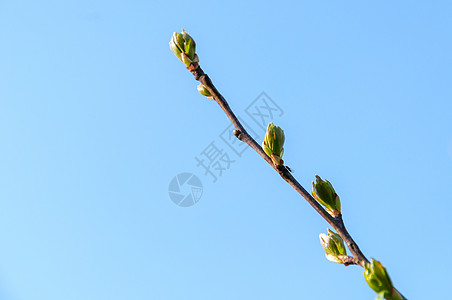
[190,66,406,299]
[192,66,368,264]
[341,255,361,266]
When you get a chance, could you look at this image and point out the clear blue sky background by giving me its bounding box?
[0,1,451,299]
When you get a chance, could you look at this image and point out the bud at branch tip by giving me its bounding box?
[169,29,199,70]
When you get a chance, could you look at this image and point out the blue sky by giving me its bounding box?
[0,0,451,299]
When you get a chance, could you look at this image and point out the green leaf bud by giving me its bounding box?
[364,259,394,299]
[311,175,341,217]
[319,229,347,264]
[262,122,285,166]
[197,84,214,100]
[169,29,198,70]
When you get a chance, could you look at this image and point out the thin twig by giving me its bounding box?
[192,66,367,265]
[341,255,361,266]
[190,66,407,299]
